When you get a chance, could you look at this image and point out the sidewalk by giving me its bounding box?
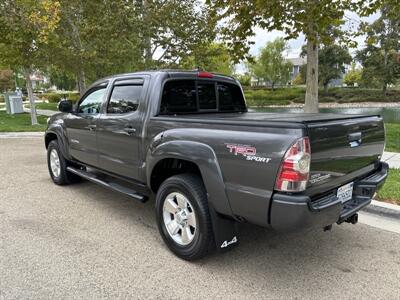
[382,151,400,169]
[23,107,56,117]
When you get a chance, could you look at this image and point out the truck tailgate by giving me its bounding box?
[305,115,385,197]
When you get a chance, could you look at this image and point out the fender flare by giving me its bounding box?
[146,140,233,217]
[44,126,72,160]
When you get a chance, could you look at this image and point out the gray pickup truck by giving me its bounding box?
[45,70,388,260]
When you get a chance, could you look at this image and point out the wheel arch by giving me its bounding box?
[44,128,71,160]
[45,132,58,148]
[147,140,233,217]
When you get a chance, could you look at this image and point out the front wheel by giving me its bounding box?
[155,174,214,260]
[47,140,81,185]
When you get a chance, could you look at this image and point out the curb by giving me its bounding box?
[0,132,44,138]
[362,200,400,220]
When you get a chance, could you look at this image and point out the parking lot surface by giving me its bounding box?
[1,138,399,299]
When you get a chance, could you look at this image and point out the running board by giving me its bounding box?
[66,166,147,202]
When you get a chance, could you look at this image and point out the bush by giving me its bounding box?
[244,87,304,106]
[0,95,4,103]
[244,86,400,106]
[47,93,62,103]
[67,92,80,103]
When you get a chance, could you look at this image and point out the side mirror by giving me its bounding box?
[58,99,73,113]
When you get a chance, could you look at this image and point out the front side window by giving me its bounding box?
[78,87,106,114]
[107,85,142,114]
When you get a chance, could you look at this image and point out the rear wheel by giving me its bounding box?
[47,140,81,185]
[156,174,214,260]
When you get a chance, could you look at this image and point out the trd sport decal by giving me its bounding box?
[225,144,272,163]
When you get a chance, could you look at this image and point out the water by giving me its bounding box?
[253,107,400,124]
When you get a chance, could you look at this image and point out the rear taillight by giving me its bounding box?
[275,137,311,192]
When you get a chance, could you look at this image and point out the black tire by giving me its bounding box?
[47,140,81,185]
[155,174,215,260]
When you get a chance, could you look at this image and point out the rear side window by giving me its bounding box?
[107,85,142,114]
[160,79,246,114]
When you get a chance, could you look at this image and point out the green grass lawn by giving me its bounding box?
[0,111,48,132]
[376,168,400,205]
[26,102,59,111]
[385,124,400,153]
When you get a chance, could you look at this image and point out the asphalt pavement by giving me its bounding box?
[1,138,399,299]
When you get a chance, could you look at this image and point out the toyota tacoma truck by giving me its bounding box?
[45,70,388,260]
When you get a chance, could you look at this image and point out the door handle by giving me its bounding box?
[348,132,362,142]
[124,126,136,135]
[348,132,362,147]
[87,124,97,131]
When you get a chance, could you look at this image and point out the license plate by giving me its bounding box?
[337,182,354,203]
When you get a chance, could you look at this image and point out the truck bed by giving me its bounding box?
[155,112,385,198]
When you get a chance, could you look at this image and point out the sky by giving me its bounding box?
[236,10,380,73]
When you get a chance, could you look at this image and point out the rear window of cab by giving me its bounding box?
[160,80,246,114]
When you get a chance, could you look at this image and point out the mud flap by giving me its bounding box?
[209,205,239,252]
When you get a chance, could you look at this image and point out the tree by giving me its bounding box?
[292,73,305,85]
[207,0,377,112]
[138,0,217,69]
[0,0,60,125]
[179,43,235,75]
[357,4,400,94]
[47,0,217,95]
[0,69,14,92]
[45,0,142,95]
[302,44,352,93]
[343,63,362,87]
[235,72,252,87]
[48,66,76,91]
[249,38,292,89]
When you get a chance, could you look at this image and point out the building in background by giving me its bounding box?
[250,57,307,87]
[287,57,307,82]
[29,73,48,89]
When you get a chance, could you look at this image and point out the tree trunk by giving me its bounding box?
[77,68,86,96]
[24,67,38,125]
[383,50,388,96]
[139,0,152,68]
[304,38,319,113]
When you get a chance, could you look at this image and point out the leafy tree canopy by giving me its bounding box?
[0,0,61,124]
[343,63,362,87]
[357,3,400,93]
[207,0,380,112]
[179,43,234,75]
[248,38,292,89]
[0,69,14,92]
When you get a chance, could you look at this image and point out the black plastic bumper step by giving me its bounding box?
[66,166,147,202]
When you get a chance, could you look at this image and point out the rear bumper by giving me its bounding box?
[270,162,388,231]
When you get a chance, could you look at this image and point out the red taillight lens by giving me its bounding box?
[198,71,214,78]
[275,137,311,192]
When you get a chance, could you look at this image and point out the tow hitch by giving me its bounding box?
[345,213,359,225]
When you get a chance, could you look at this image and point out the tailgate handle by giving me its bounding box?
[348,132,362,147]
